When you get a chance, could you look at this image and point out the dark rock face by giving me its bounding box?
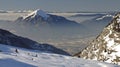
[74,12,120,65]
[0,29,70,56]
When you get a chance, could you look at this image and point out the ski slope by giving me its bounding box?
[0,44,118,67]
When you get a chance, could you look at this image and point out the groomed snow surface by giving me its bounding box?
[0,44,118,67]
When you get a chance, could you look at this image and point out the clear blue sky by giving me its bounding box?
[0,0,120,12]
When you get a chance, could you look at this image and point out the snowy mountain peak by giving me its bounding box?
[16,9,81,27]
[24,9,49,20]
[75,12,120,65]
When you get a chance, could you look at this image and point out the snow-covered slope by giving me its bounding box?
[75,12,120,65]
[0,44,118,67]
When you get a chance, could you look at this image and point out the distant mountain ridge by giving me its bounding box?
[15,9,81,27]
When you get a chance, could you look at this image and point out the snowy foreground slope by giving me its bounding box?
[0,44,118,67]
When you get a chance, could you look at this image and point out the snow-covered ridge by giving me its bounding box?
[0,44,118,67]
[75,12,120,65]
[23,9,49,20]
[96,14,113,20]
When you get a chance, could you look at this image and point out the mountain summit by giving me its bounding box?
[74,12,120,65]
[23,9,49,20]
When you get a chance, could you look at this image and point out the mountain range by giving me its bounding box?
[0,9,119,66]
[15,9,81,27]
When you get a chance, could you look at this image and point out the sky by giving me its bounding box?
[0,0,120,12]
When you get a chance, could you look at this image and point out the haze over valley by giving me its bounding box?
[0,10,115,55]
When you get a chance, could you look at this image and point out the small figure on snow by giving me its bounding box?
[15,49,19,53]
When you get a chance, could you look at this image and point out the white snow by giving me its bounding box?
[117,17,120,23]
[23,9,49,20]
[104,30,114,47]
[96,14,113,20]
[0,44,118,67]
[99,24,120,64]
